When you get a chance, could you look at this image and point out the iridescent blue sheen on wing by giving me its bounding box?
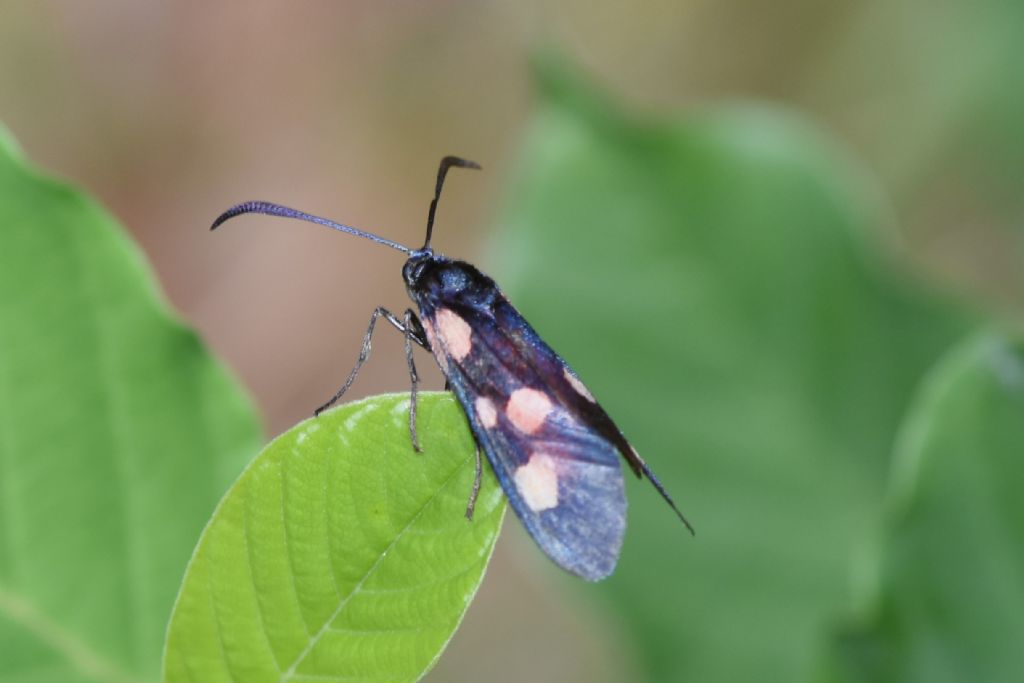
[407,255,635,580]
[446,335,627,580]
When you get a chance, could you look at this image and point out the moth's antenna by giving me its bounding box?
[423,156,481,250]
[211,201,412,255]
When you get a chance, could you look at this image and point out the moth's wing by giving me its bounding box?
[448,368,627,580]
[421,296,632,579]
[489,298,694,534]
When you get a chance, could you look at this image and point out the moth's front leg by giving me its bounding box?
[315,306,427,417]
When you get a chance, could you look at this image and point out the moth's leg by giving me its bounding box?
[465,442,483,520]
[403,309,427,453]
[403,309,430,350]
[315,306,416,416]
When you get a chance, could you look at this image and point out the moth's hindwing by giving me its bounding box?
[415,265,631,580]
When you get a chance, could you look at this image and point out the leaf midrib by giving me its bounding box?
[278,448,474,682]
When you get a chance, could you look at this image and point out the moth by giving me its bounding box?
[212,156,693,580]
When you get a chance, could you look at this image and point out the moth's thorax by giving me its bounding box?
[403,252,496,310]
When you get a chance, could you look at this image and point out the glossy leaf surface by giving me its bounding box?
[164,393,505,683]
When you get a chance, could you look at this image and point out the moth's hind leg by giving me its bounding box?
[315,306,425,416]
[465,443,483,520]
[401,309,432,453]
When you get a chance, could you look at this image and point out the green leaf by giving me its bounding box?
[825,332,1024,683]
[0,124,261,681]
[490,61,976,682]
[163,392,506,683]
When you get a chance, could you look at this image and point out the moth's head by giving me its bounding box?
[402,249,435,289]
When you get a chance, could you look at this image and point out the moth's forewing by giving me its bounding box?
[411,258,632,580]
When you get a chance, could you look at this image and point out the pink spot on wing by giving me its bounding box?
[420,316,436,345]
[475,396,498,428]
[435,308,472,361]
[513,452,559,511]
[420,316,448,371]
[506,387,552,434]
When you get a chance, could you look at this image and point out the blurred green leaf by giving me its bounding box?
[490,62,977,682]
[825,332,1024,683]
[0,124,260,681]
[163,393,506,683]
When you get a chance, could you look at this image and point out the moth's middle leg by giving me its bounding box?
[399,310,482,515]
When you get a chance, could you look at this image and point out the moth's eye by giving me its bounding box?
[403,259,429,284]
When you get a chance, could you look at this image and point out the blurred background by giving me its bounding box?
[1,1,1021,681]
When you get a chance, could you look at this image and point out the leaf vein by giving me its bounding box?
[280,456,314,637]
[205,550,241,683]
[243,479,283,673]
[278,451,472,682]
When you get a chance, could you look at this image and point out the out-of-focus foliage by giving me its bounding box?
[2,3,1023,673]
[0,125,260,681]
[165,393,505,683]
[490,62,988,682]
[826,333,1024,683]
